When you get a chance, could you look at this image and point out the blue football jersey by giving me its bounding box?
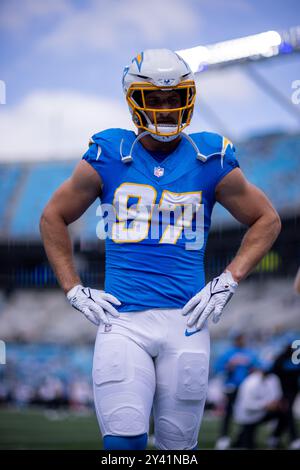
[82,128,239,312]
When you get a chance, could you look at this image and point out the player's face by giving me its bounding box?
[234,334,246,348]
[144,90,181,126]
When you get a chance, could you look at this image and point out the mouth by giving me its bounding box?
[156,121,177,126]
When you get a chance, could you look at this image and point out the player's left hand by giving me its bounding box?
[182,271,238,331]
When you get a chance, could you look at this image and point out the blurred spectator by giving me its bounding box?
[233,365,283,449]
[268,341,300,449]
[215,332,259,449]
[36,377,67,409]
[69,380,93,410]
[13,383,35,407]
[0,380,11,405]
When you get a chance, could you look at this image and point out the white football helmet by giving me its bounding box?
[122,49,196,142]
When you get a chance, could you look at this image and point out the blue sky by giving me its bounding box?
[0,0,299,160]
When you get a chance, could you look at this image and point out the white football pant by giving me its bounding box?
[92,308,210,450]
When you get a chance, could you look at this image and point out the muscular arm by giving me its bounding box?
[215,168,281,282]
[40,160,102,293]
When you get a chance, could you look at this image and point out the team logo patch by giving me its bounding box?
[132,52,144,72]
[154,166,164,177]
[157,78,175,86]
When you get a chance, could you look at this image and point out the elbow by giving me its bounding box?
[294,269,300,295]
[40,204,69,237]
[40,208,47,226]
[295,281,300,295]
[39,207,51,236]
[39,205,62,236]
[271,211,282,239]
[262,209,281,240]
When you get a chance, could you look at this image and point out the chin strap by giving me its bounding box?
[120,131,150,163]
[181,133,207,162]
[120,131,209,164]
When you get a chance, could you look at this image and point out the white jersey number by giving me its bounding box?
[112,182,202,244]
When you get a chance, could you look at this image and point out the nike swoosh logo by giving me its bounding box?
[185,328,201,337]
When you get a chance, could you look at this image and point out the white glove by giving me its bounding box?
[182,271,238,332]
[67,285,121,326]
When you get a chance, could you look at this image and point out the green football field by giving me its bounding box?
[0,407,298,450]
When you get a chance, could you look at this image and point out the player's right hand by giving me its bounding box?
[66,285,121,326]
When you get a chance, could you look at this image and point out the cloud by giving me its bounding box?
[37,0,201,54]
[0,90,133,161]
[189,68,258,137]
[195,67,257,103]
[205,0,255,14]
[189,66,298,139]
[0,0,72,32]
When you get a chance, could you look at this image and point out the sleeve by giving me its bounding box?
[213,143,240,187]
[82,139,104,179]
[244,375,282,412]
[214,350,232,374]
[268,375,282,402]
[241,377,270,412]
[81,130,123,198]
[250,352,260,369]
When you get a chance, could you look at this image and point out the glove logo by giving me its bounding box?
[182,271,238,331]
[67,285,121,326]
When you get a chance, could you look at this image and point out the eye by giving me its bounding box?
[146,97,160,107]
[169,97,180,105]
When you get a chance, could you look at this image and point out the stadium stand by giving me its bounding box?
[212,132,300,225]
[0,132,299,417]
[0,132,299,238]
[9,162,75,238]
[0,279,299,343]
[0,164,23,233]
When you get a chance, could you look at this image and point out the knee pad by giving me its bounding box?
[155,410,198,450]
[93,337,150,436]
[175,351,208,400]
[103,433,148,450]
[155,352,208,449]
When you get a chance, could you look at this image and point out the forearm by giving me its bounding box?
[40,210,81,293]
[226,212,281,282]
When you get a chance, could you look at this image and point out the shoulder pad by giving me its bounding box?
[190,132,235,166]
[91,128,130,146]
[87,136,101,160]
[87,129,130,161]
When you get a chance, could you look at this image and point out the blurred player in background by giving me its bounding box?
[215,332,259,449]
[40,49,281,450]
[233,363,283,449]
[268,340,300,449]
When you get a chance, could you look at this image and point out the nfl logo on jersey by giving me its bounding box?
[154,166,164,177]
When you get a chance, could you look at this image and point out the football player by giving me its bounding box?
[40,49,281,450]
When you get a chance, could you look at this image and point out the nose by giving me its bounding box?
[156,106,177,122]
[156,110,175,123]
[156,98,175,109]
